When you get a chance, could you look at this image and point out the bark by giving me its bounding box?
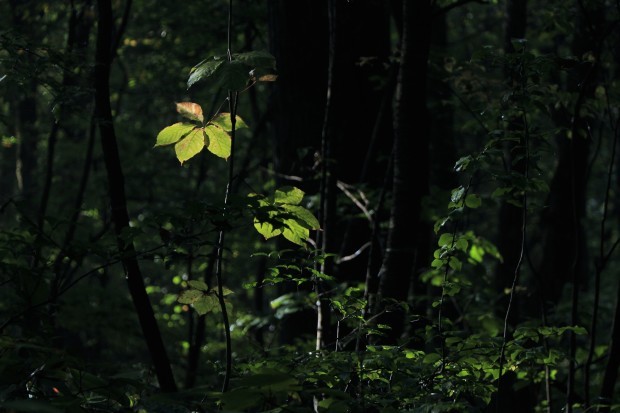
[540,3,604,411]
[601,282,620,409]
[94,0,176,392]
[268,0,327,344]
[8,1,39,207]
[375,0,432,344]
[600,22,620,412]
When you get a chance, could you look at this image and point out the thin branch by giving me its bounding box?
[497,112,529,413]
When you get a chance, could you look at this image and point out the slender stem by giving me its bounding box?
[214,92,237,393]
[214,0,237,391]
[497,113,529,413]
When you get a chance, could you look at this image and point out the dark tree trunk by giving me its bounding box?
[540,2,604,411]
[9,1,39,208]
[599,16,620,412]
[94,0,177,392]
[268,0,327,186]
[268,0,328,345]
[375,0,432,344]
[333,0,392,287]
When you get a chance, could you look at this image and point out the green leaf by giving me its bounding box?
[193,294,220,315]
[204,125,231,159]
[174,128,205,164]
[469,245,485,263]
[451,186,465,204]
[178,289,204,304]
[465,194,482,208]
[455,237,468,252]
[155,122,196,147]
[210,113,248,131]
[215,60,251,91]
[188,280,209,291]
[423,353,441,364]
[274,186,304,205]
[233,51,277,69]
[254,218,283,240]
[449,256,462,271]
[176,102,203,123]
[188,56,225,88]
[431,258,444,268]
[282,204,320,230]
[282,219,309,246]
[438,233,454,247]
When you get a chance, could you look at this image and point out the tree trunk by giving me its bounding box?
[9,1,39,209]
[375,0,432,344]
[268,0,328,345]
[94,0,177,392]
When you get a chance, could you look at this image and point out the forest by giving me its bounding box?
[1,0,620,412]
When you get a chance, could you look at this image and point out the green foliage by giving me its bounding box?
[249,186,320,246]
[155,102,247,163]
[188,51,276,90]
[2,1,619,412]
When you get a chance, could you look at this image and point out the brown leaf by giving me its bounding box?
[176,102,204,123]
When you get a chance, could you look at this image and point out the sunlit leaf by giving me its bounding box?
[155,122,196,147]
[274,186,304,205]
[254,218,283,240]
[174,127,205,164]
[210,113,248,131]
[282,204,319,230]
[204,125,231,159]
[282,219,309,246]
[176,102,203,123]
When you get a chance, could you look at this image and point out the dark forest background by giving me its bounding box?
[1,0,620,412]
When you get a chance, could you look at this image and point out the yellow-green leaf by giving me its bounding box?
[176,102,203,123]
[282,204,319,230]
[210,113,248,131]
[174,128,205,164]
[282,219,309,246]
[253,217,283,240]
[204,125,231,159]
[274,186,304,205]
[155,122,196,147]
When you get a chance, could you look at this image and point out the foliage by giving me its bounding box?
[1,0,620,412]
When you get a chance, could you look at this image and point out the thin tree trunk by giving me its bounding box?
[94,0,177,392]
[492,2,534,411]
[375,0,431,344]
